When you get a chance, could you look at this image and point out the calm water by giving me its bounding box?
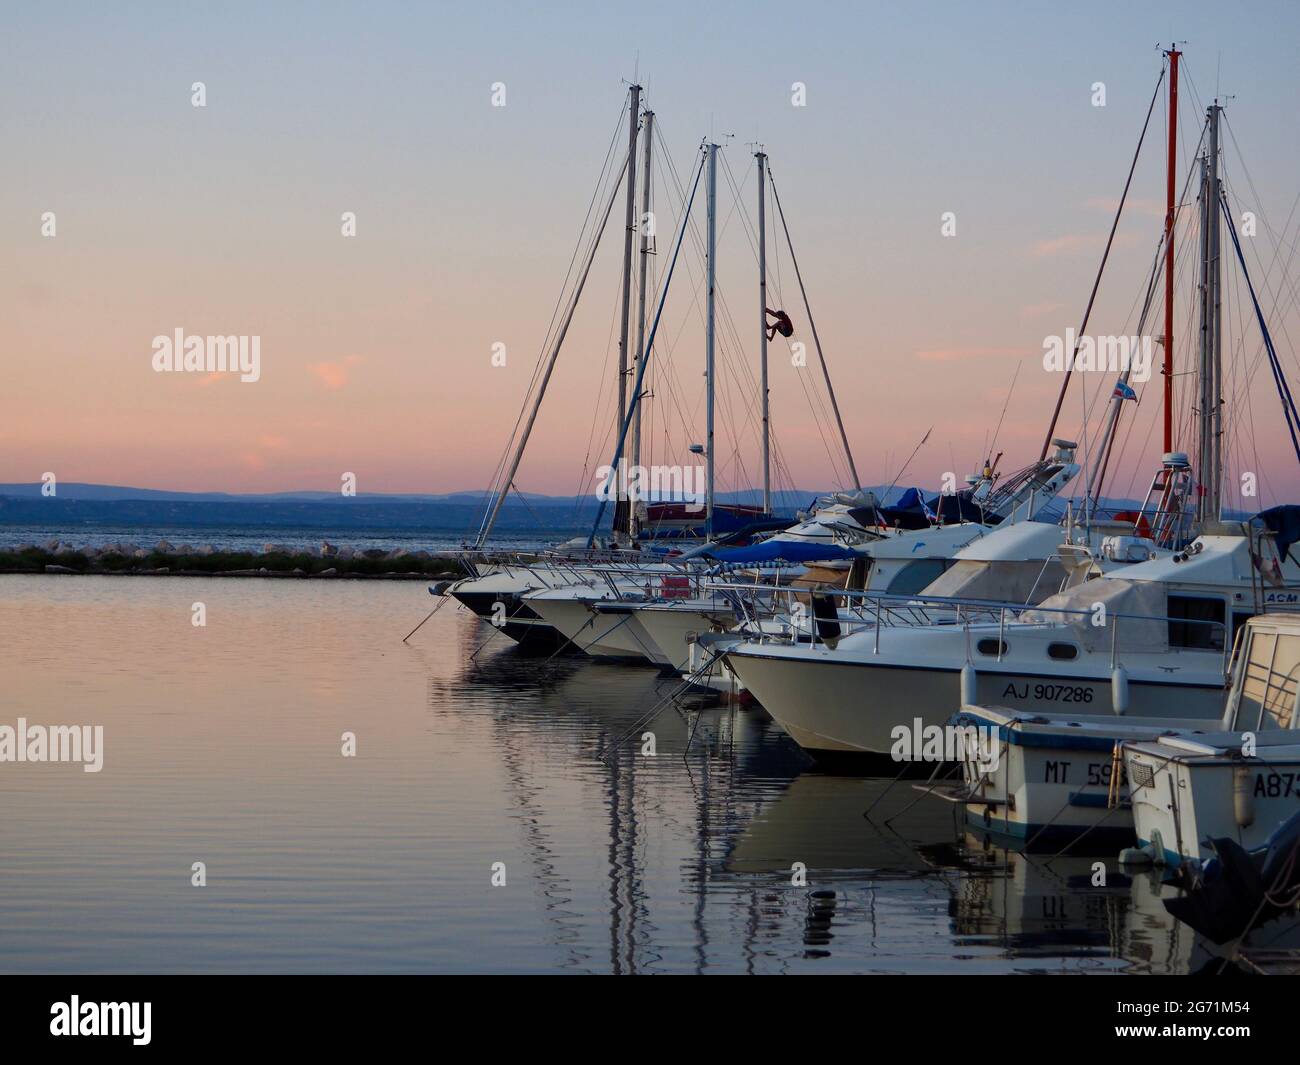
[0,574,1217,974]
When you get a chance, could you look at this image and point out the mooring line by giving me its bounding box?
[863,761,914,819]
[883,760,961,826]
[601,648,728,765]
[402,595,448,643]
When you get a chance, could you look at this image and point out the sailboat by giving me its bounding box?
[526,127,1090,670]
[519,135,883,663]
[944,76,1300,844]
[440,88,794,652]
[723,61,1300,768]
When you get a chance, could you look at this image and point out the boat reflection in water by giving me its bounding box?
[453,621,1239,973]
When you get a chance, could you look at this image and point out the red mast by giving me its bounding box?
[1162,46,1181,453]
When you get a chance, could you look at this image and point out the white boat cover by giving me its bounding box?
[1022,578,1168,652]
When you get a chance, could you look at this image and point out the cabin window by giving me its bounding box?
[1167,595,1226,651]
[884,559,951,595]
[976,638,1007,656]
[1047,642,1078,660]
[1232,611,1256,646]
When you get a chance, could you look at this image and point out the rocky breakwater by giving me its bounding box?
[0,539,463,579]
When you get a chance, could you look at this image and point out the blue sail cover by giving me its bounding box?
[705,540,858,564]
[1256,505,1300,562]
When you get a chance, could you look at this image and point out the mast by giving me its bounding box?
[1195,102,1224,525]
[587,152,708,546]
[756,149,771,515]
[1208,101,1223,522]
[705,142,718,537]
[630,108,654,540]
[614,84,641,542]
[1162,47,1180,455]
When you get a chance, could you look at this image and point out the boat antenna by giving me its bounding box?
[987,361,1020,462]
[881,425,932,504]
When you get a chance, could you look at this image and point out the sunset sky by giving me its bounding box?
[5,1,1300,510]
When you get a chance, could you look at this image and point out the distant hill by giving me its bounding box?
[0,482,811,533]
[0,483,822,507]
[0,482,1256,533]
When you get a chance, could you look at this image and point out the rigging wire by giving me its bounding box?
[473,95,631,542]
[1040,61,1166,461]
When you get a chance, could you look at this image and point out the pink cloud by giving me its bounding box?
[308,356,361,390]
[193,371,231,388]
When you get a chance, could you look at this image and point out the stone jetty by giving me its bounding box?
[0,539,463,580]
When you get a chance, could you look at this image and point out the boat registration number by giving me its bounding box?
[1255,772,1300,798]
[1042,760,1125,786]
[1001,682,1095,704]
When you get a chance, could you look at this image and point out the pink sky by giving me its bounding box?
[5,3,1300,511]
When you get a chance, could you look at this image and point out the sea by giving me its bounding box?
[0,543,1234,973]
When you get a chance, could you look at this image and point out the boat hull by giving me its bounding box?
[724,643,1224,770]
[446,580,577,654]
[1126,748,1300,865]
[525,593,655,663]
[630,603,735,671]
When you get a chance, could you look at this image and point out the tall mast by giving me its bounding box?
[1162,47,1180,455]
[1196,103,1223,525]
[756,149,771,516]
[1208,101,1223,522]
[705,142,718,537]
[614,83,641,541]
[630,108,654,541]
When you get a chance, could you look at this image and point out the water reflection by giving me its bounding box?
[453,614,1209,974]
[0,576,1243,973]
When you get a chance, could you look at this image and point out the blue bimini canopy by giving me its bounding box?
[706,540,858,564]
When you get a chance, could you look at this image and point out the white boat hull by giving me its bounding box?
[525,592,655,662]
[725,640,1225,767]
[1126,745,1300,865]
[629,602,735,671]
[953,708,1222,849]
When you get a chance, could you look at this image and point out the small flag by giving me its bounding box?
[1113,380,1137,401]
